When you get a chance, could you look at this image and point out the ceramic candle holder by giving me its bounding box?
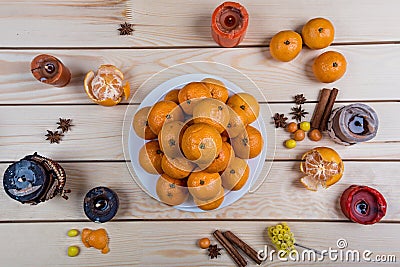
[31,54,71,87]
[340,185,387,225]
[327,103,379,145]
[2,153,70,205]
[84,187,119,223]
[211,1,249,48]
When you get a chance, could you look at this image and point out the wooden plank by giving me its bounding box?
[1,45,399,104]
[0,161,398,221]
[0,103,398,162]
[0,221,398,266]
[1,0,400,47]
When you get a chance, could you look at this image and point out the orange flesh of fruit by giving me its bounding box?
[300,150,341,191]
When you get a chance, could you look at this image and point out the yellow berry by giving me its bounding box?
[68,246,80,257]
[299,121,311,132]
[67,229,79,237]
[285,139,297,149]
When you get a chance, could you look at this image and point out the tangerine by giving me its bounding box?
[192,98,230,133]
[269,31,302,62]
[84,64,130,106]
[148,100,184,135]
[202,78,229,103]
[221,157,249,191]
[132,106,158,140]
[164,89,180,104]
[231,125,263,159]
[138,140,164,174]
[312,51,347,83]
[300,147,344,191]
[187,171,222,201]
[178,82,211,114]
[156,174,189,206]
[161,155,195,179]
[181,123,223,165]
[158,120,186,158]
[193,188,224,211]
[302,18,335,49]
[202,142,234,173]
[227,93,260,124]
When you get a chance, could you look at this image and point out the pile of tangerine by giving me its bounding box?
[132,78,263,210]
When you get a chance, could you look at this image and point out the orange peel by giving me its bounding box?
[84,64,130,106]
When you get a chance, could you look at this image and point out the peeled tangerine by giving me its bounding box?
[300,147,344,191]
[84,64,130,106]
[81,228,110,254]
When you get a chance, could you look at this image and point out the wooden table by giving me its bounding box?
[1,0,399,266]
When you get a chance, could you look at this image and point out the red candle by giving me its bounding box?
[211,2,249,48]
[31,54,71,87]
[340,185,387,225]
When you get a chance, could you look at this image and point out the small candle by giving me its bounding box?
[2,153,70,204]
[31,54,71,87]
[327,103,379,145]
[340,185,387,225]
[83,186,119,223]
[211,2,249,48]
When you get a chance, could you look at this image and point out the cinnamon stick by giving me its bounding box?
[319,88,339,131]
[213,230,247,267]
[311,89,331,129]
[223,231,262,265]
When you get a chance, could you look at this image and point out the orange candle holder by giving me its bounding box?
[31,54,71,87]
[211,2,249,48]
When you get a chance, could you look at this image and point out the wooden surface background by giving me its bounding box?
[0,0,399,266]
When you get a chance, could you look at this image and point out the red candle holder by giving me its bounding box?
[340,185,387,225]
[31,54,71,87]
[211,2,249,48]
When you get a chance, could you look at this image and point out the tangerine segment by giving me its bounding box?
[221,157,249,191]
[194,188,225,211]
[227,93,260,124]
[187,171,222,201]
[300,147,344,191]
[181,123,223,164]
[83,64,130,106]
[148,100,184,135]
[202,78,229,103]
[156,174,188,206]
[178,82,211,115]
[192,98,230,133]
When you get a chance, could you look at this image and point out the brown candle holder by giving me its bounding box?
[211,2,249,48]
[31,54,71,87]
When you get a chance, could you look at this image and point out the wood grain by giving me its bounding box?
[1,0,400,47]
[0,103,398,162]
[0,161,398,221]
[0,221,398,266]
[1,45,400,104]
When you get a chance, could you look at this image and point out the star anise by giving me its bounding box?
[273,113,288,128]
[118,22,134,35]
[294,94,307,105]
[57,118,73,133]
[290,105,309,122]
[208,244,222,259]
[45,130,63,144]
